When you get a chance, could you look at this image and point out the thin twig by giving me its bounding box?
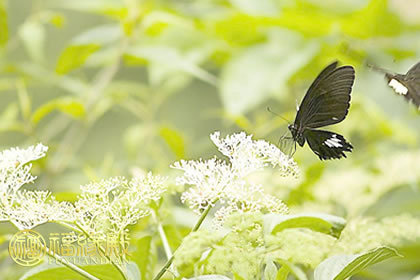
[152,201,215,280]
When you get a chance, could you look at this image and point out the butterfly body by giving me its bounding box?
[385,64,420,107]
[370,62,420,108]
[287,62,355,160]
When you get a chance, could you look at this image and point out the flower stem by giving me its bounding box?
[74,223,128,280]
[152,211,173,260]
[152,202,215,280]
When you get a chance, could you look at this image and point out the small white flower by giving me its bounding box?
[211,131,298,177]
[173,132,296,223]
[0,144,73,230]
[75,173,167,241]
[0,143,47,170]
[5,190,76,230]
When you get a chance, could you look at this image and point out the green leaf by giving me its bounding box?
[132,235,156,280]
[265,213,346,238]
[19,20,45,63]
[50,0,127,19]
[264,259,278,280]
[56,44,100,74]
[20,263,123,280]
[53,192,79,203]
[275,265,289,280]
[0,103,23,132]
[125,46,217,86]
[0,0,8,46]
[314,246,401,280]
[16,62,89,95]
[183,275,232,280]
[31,97,86,124]
[159,126,185,159]
[72,24,122,45]
[220,30,319,114]
[340,0,404,39]
[287,162,325,205]
[125,262,141,280]
[276,259,308,280]
[229,0,279,16]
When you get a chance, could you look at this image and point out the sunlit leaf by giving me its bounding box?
[265,213,346,238]
[314,246,401,280]
[229,0,279,16]
[340,0,404,39]
[56,44,101,74]
[72,24,122,45]
[0,0,8,46]
[125,262,141,280]
[132,236,156,280]
[264,259,278,280]
[50,0,127,19]
[126,45,217,86]
[31,97,86,124]
[275,265,290,280]
[123,124,154,159]
[287,162,325,205]
[16,79,32,120]
[159,126,185,159]
[276,259,308,280]
[0,103,25,132]
[19,20,45,63]
[53,192,79,203]
[16,62,89,95]
[211,13,264,46]
[272,7,336,37]
[142,11,191,36]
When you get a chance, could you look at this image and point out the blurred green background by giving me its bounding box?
[0,0,420,279]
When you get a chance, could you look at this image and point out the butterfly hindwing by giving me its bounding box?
[295,62,355,129]
[303,130,353,160]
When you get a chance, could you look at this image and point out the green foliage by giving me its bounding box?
[56,44,101,74]
[265,213,346,238]
[314,247,401,280]
[1,0,420,279]
[0,0,8,47]
[31,97,86,125]
[159,126,185,159]
[132,235,156,280]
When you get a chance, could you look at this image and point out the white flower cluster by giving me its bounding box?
[75,173,167,240]
[0,144,75,230]
[0,143,168,238]
[172,132,298,224]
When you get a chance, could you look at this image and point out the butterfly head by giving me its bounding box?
[288,124,305,147]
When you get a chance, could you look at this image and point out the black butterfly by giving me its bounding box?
[286,61,355,160]
[368,61,420,109]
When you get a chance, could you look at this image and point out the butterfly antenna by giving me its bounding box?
[366,62,390,74]
[266,107,290,124]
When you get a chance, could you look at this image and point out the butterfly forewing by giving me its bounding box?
[406,62,420,79]
[295,63,355,129]
[403,62,420,107]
